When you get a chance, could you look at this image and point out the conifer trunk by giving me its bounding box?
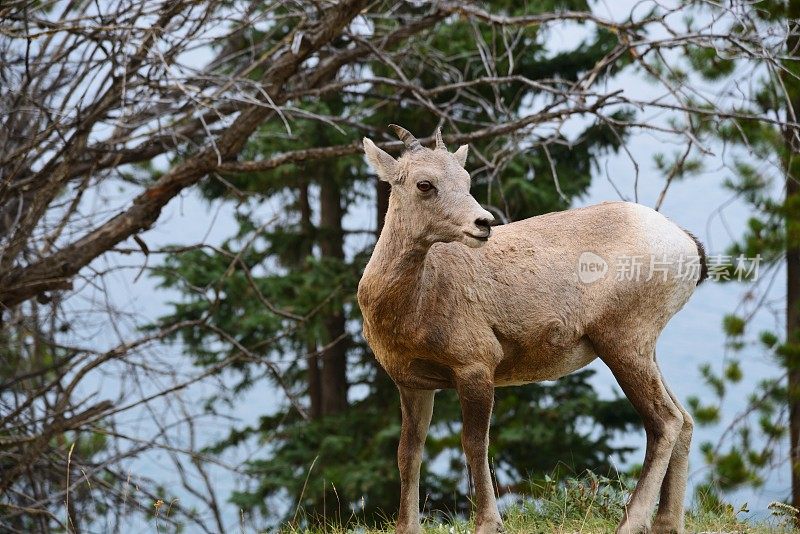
[371,177,397,403]
[377,179,391,234]
[319,177,348,415]
[789,176,800,511]
[783,2,800,510]
[299,182,322,419]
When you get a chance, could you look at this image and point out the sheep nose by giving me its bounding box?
[475,217,493,233]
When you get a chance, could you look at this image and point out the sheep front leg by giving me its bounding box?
[457,370,503,534]
[396,386,435,534]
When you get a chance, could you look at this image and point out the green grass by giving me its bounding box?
[280,506,795,533]
[280,474,799,533]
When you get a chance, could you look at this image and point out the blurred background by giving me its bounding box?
[1,0,799,532]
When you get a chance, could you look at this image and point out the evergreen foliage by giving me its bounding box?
[151,0,644,526]
[654,0,800,507]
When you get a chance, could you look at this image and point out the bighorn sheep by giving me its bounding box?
[357,125,707,534]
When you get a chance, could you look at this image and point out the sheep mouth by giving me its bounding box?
[464,231,490,242]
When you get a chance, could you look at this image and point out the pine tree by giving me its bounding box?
[152,0,642,526]
[652,0,800,511]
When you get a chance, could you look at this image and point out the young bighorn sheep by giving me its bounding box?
[357,125,707,534]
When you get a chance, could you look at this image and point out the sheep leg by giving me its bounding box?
[601,350,684,534]
[652,376,693,533]
[396,386,435,534]
[456,370,503,534]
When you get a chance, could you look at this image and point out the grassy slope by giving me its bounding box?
[281,475,798,533]
[282,514,794,533]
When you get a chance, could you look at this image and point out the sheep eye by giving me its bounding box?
[416,180,434,192]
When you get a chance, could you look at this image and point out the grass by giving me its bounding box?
[279,474,800,533]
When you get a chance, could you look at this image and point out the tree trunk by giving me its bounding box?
[377,179,391,235]
[299,182,323,420]
[370,177,397,406]
[319,176,348,415]
[783,2,800,510]
[788,176,800,511]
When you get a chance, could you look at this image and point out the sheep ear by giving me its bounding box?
[454,144,469,167]
[363,137,397,182]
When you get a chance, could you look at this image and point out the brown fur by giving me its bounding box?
[358,127,703,534]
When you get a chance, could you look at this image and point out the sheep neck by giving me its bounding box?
[361,203,434,323]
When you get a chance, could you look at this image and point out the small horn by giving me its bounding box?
[434,127,445,150]
[389,124,422,152]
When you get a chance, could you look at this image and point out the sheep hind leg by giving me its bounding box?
[599,346,684,534]
[652,371,693,534]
